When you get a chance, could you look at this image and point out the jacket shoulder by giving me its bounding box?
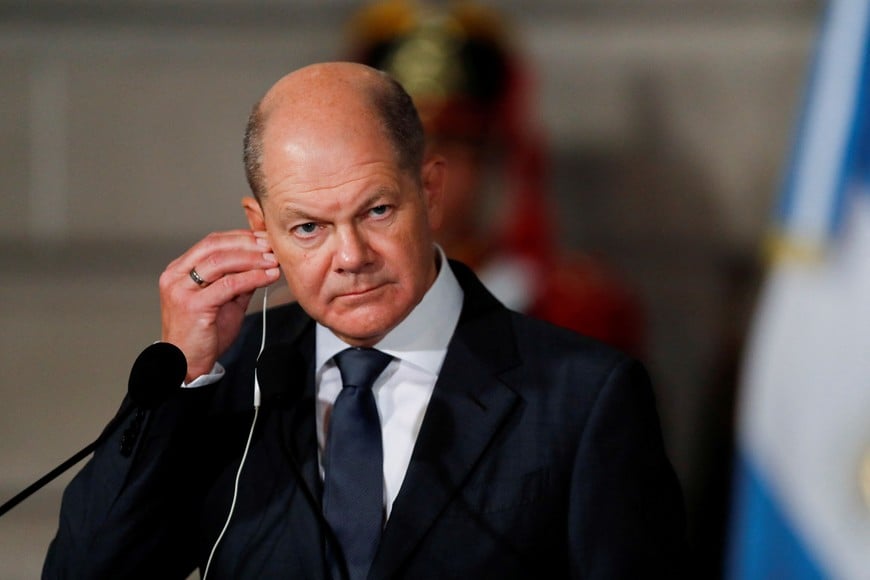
[510,310,634,373]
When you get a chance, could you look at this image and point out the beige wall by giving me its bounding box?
[0,1,821,577]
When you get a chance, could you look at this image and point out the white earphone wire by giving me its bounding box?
[202,286,269,579]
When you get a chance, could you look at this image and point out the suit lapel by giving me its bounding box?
[372,262,522,579]
[253,312,328,574]
[256,322,323,507]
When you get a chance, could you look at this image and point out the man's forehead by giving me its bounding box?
[258,115,408,194]
[260,125,397,180]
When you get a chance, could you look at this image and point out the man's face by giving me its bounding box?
[247,108,444,347]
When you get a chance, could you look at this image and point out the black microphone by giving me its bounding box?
[127,342,187,408]
[0,342,186,518]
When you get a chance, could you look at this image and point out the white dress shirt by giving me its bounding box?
[315,249,463,518]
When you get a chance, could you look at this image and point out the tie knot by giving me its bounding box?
[333,347,392,391]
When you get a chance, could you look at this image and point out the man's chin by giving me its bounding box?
[328,328,387,347]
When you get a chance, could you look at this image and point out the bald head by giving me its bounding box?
[243,62,425,201]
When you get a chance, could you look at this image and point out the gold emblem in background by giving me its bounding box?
[384,15,466,105]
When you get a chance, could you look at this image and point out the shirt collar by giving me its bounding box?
[316,246,463,375]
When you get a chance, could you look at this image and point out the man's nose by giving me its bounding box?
[334,226,372,273]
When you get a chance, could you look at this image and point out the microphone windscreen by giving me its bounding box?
[127,342,187,408]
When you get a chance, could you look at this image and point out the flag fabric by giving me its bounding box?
[727,1,870,579]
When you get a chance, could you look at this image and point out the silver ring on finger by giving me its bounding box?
[189,267,208,287]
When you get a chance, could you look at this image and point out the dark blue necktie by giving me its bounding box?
[323,347,392,580]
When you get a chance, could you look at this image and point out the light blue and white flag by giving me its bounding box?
[727,1,870,579]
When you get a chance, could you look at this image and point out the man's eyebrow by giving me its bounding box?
[278,205,318,223]
[359,188,394,209]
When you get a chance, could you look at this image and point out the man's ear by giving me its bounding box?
[242,196,266,231]
[421,155,446,230]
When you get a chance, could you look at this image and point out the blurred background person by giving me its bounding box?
[344,0,645,357]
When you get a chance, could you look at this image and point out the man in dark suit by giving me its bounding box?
[44,62,685,579]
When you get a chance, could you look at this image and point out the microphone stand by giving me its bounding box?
[0,342,186,518]
[0,439,101,518]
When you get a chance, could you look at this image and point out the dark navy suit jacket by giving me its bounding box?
[43,261,685,579]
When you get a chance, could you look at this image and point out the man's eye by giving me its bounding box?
[293,222,318,237]
[370,205,391,217]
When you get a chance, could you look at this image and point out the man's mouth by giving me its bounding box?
[336,284,385,300]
